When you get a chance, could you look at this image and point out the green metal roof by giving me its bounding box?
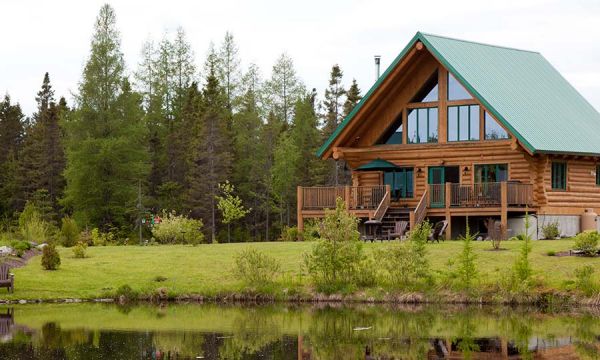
[355,158,399,171]
[318,32,600,157]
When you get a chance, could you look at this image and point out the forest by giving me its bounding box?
[0,4,362,243]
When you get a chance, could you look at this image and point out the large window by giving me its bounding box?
[407,108,438,144]
[384,168,414,199]
[475,164,508,183]
[484,111,509,140]
[411,71,438,103]
[448,73,472,101]
[551,162,567,190]
[448,105,480,141]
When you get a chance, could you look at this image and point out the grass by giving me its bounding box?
[2,239,599,301]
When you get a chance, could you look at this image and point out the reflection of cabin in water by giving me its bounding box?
[298,32,600,239]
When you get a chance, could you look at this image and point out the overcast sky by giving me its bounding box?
[2,0,600,116]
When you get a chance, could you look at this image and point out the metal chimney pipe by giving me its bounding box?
[374,55,381,80]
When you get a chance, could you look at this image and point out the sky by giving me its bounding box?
[2,0,600,116]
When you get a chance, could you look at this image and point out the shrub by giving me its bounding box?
[511,215,533,291]
[574,231,600,256]
[485,218,505,250]
[303,198,365,292]
[115,284,138,302]
[60,217,80,247]
[574,265,598,296]
[151,211,204,245]
[546,250,556,256]
[72,241,87,258]
[456,221,479,291]
[278,226,299,242]
[90,228,115,246]
[153,275,167,282]
[20,212,49,244]
[542,221,560,240]
[11,240,30,257]
[233,248,281,286]
[41,244,60,270]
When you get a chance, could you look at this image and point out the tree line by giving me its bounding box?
[0,4,362,242]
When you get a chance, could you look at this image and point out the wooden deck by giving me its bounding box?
[297,182,535,239]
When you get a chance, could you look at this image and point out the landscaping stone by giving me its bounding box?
[0,246,13,256]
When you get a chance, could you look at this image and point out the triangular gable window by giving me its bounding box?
[377,112,403,144]
[411,71,438,103]
[448,73,472,100]
[484,111,509,139]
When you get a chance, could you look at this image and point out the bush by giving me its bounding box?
[115,284,138,302]
[11,240,30,257]
[485,218,505,250]
[151,211,204,245]
[60,217,80,247]
[547,250,556,256]
[41,244,60,270]
[574,231,600,256]
[303,198,365,292]
[574,265,597,296]
[511,215,533,291]
[90,228,115,246]
[20,212,49,244]
[72,241,87,258]
[542,221,560,240]
[233,248,281,286]
[456,222,478,291]
[278,226,299,242]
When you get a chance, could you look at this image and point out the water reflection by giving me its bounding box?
[0,303,597,359]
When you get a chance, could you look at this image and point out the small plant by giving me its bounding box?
[151,211,204,245]
[60,217,80,247]
[546,250,556,256]
[153,275,168,282]
[115,284,138,302]
[485,218,505,250]
[542,221,560,240]
[278,225,299,242]
[19,203,49,244]
[574,265,597,296]
[511,214,533,291]
[72,241,87,258]
[90,228,115,246]
[574,231,600,256]
[233,248,281,286]
[11,241,30,257]
[41,244,61,270]
[456,221,479,291]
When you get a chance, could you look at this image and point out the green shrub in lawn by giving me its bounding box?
[11,240,31,257]
[41,244,60,270]
[19,204,49,244]
[72,241,87,258]
[455,221,479,291]
[278,226,299,242]
[60,217,80,247]
[233,248,281,287]
[574,265,597,296]
[90,228,115,246]
[574,231,600,256]
[510,215,533,292]
[546,250,556,256]
[151,211,204,245]
[542,221,560,240]
[304,198,371,292]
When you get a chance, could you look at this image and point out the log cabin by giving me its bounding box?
[298,32,600,240]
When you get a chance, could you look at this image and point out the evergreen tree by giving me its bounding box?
[321,65,348,185]
[63,5,148,230]
[271,131,300,227]
[343,79,362,118]
[217,31,241,115]
[186,52,232,242]
[0,95,25,215]
[259,111,282,241]
[265,53,305,125]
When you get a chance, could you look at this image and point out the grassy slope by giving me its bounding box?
[3,239,600,300]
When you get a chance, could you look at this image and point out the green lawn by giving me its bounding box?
[3,239,599,301]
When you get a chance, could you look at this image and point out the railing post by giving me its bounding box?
[297,186,304,235]
[409,211,415,231]
[445,182,451,209]
[445,182,452,240]
[501,182,508,237]
[344,186,351,210]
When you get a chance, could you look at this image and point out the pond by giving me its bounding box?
[0,302,598,359]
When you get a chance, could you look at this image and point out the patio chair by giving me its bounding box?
[428,220,448,243]
[387,220,409,240]
[0,264,14,293]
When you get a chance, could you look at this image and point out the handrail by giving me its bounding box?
[373,186,391,221]
[413,189,428,226]
[301,185,387,210]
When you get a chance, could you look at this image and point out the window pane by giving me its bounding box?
[428,108,438,142]
[459,106,469,141]
[552,162,566,190]
[386,122,403,144]
[411,72,438,102]
[475,164,508,183]
[421,84,438,102]
[484,112,509,139]
[497,164,508,182]
[407,110,417,143]
[418,108,428,143]
[406,169,414,197]
[470,105,480,140]
[448,73,472,100]
[448,106,458,141]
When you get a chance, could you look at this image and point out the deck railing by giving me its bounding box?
[300,185,388,211]
[429,182,534,208]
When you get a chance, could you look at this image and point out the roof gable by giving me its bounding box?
[318,32,600,157]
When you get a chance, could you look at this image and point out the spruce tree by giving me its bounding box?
[322,65,348,185]
[343,79,362,118]
[0,95,25,215]
[62,5,148,230]
[217,31,241,115]
[186,52,232,242]
[265,53,305,125]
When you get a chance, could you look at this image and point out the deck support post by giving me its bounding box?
[297,187,304,237]
[344,185,351,210]
[501,182,508,237]
[445,182,452,240]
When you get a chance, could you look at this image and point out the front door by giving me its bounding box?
[428,166,445,208]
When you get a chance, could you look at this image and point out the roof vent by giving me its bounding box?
[374,55,381,81]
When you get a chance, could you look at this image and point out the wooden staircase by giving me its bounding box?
[380,207,412,235]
